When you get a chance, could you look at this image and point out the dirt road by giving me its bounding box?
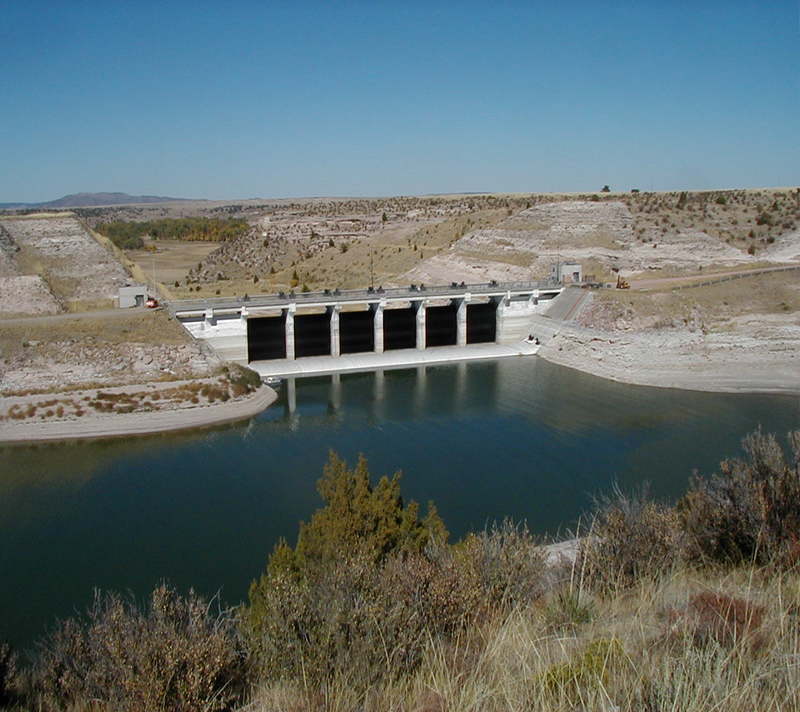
[0,306,150,327]
[629,265,800,291]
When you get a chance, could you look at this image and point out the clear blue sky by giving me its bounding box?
[1,1,798,202]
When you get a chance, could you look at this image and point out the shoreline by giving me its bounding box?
[3,317,798,447]
[0,384,278,445]
[533,316,800,397]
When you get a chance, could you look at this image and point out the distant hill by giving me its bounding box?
[0,192,198,210]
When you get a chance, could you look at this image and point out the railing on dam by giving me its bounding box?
[168,279,561,315]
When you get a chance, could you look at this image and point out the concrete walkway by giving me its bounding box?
[249,341,540,379]
[541,286,589,321]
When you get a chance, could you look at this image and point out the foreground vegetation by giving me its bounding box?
[2,428,799,711]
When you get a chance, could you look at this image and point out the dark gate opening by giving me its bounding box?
[467,303,497,344]
[426,304,457,347]
[340,310,375,354]
[247,314,286,361]
[383,307,416,350]
[295,313,331,358]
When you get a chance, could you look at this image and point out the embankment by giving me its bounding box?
[0,384,277,444]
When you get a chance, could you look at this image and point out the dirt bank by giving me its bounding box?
[0,383,277,444]
[535,315,800,395]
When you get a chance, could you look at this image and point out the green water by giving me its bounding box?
[1,358,798,650]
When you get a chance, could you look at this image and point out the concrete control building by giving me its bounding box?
[552,263,583,284]
[118,284,149,308]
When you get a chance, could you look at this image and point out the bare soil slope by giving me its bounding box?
[0,215,131,314]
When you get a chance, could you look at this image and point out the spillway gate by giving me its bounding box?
[171,281,562,365]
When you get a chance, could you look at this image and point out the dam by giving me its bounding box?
[170,281,563,377]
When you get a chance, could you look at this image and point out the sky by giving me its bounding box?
[1,0,798,202]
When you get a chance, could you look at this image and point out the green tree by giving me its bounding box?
[261,451,447,576]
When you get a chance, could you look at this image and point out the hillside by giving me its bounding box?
[0,192,195,210]
[127,188,800,299]
[405,188,800,285]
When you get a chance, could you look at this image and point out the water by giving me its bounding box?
[1,358,798,650]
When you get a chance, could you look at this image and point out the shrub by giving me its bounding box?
[457,520,547,609]
[541,637,624,698]
[244,552,460,685]
[679,428,800,566]
[579,486,682,592]
[222,363,261,394]
[666,592,765,651]
[0,642,19,707]
[290,452,447,571]
[243,533,543,687]
[32,584,246,712]
[544,586,595,630]
[244,453,455,683]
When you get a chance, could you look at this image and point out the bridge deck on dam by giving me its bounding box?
[169,279,560,316]
[249,342,540,379]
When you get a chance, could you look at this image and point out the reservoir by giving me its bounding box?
[2,358,798,650]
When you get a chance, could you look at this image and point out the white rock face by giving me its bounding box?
[403,200,756,285]
[762,229,800,263]
[1,217,130,302]
[0,275,61,315]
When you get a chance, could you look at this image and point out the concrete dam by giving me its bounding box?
[171,281,562,377]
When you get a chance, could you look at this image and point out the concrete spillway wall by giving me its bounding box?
[178,285,561,365]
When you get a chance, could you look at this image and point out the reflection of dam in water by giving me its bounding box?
[3,358,798,650]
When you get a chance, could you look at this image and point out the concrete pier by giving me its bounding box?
[415,301,426,350]
[285,304,296,360]
[329,305,340,357]
[372,301,384,354]
[456,296,468,346]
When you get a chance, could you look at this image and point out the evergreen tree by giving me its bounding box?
[260,451,447,577]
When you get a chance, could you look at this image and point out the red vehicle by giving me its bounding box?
[146,297,159,308]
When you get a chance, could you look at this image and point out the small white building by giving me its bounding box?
[118,284,149,308]
[551,262,582,284]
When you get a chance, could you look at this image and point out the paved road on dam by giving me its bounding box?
[541,286,589,321]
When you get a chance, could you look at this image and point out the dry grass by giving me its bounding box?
[585,270,800,331]
[0,310,190,360]
[127,237,220,283]
[171,209,510,298]
[243,564,800,712]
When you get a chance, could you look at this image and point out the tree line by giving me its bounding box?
[95,217,250,250]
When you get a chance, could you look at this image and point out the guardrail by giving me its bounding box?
[168,279,562,315]
[663,265,800,292]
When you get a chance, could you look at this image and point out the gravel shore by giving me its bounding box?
[0,384,277,444]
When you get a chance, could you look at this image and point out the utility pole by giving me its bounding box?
[370,246,374,289]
